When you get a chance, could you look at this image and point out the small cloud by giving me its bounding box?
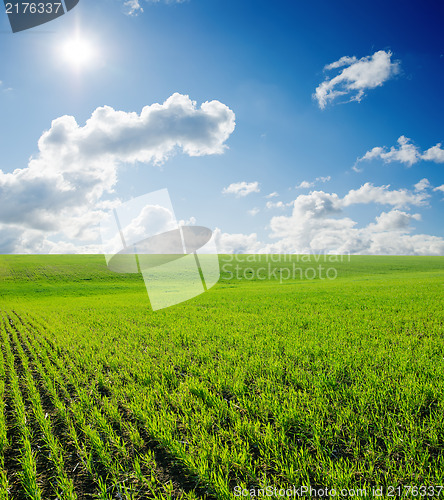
[369,210,421,232]
[295,181,314,189]
[414,178,431,191]
[266,201,287,209]
[248,208,260,216]
[422,143,444,163]
[123,0,187,15]
[343,183,428,209]
[314,50,400,109]
[265,192,279,198]
[179,216,196,225]
[316,176,331,183]
[213,228,262,254]
[355,136,444,169]
[295,177,331,189]
[433,185,444,193]
[358,136,420,167]
[124,0,143,15]
[222,181,260,197]
[324,55,358,71]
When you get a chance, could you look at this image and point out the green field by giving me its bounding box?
[0,255,443,499]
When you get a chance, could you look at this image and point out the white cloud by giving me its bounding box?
[124,0,143,15]
[357,136,420,167]
[324,56,358,71]
[422,143,444,163]
[216,183,443,256]
[265,201,287,210]
[356,136,444,168]
[266,187,441,255]
[316,176,331,183]
[248,208,260,216]
[123,0,186,15]
[368,210,421,232]
[100,203,180,256]
[214,228,262,254]
[290,190,342,218]
[414,178,431,191]
[123,204,177,245]
[314,50,400,109]
[182,216,197,226]
[434,185,444,193]
[0,93,235,253]
[343,183,428,208]
[222,181,260,197]
[295,177,331,190]
[295,180,314,189]
[364,233,444,256]
[265,192,279,198]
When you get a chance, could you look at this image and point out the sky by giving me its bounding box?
[0,0,443,255]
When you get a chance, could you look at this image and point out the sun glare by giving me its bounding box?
[61,37,97,69]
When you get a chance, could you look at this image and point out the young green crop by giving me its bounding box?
[0,315,42,499]
[0,255,443,498]
[0,330,9,499]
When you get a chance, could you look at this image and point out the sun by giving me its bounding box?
[61,36,96,69]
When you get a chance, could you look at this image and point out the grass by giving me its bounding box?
[0,254,443,498]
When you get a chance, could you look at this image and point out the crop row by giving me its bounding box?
[0,312,204,499]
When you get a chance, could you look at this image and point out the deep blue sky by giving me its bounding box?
[0,0,443,253]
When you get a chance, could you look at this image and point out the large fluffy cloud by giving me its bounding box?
[39,92,235,164]
[314,50,400,109]
[0,93,235,253]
